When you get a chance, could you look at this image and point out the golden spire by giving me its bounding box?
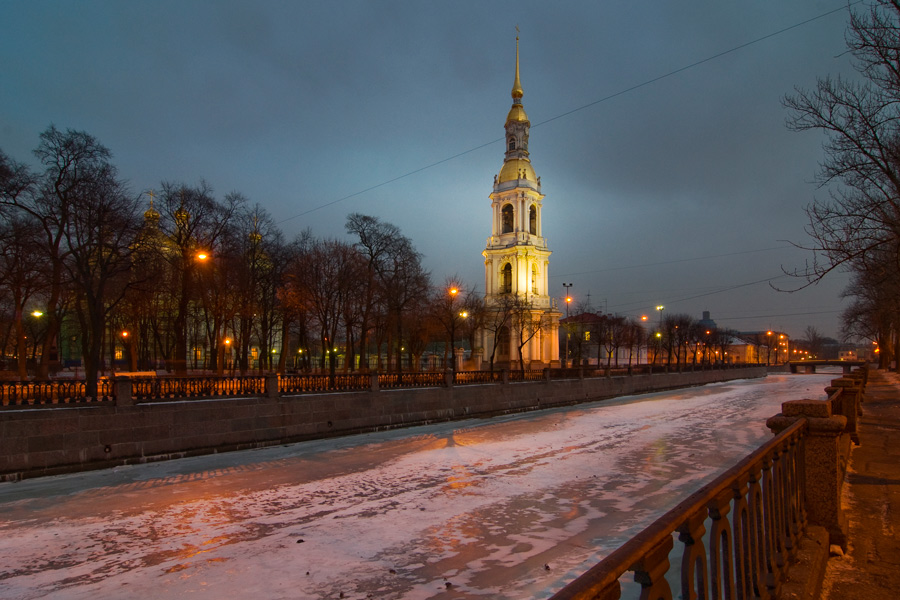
[512,30,524,101]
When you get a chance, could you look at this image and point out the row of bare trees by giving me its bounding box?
[0,126,507,395]
[784,1,900,369]
[564,310,740,369]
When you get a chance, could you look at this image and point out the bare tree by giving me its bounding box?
[0,215,45,379]
[482,294,516,373]
[62,164,141,396]
[153,181,242,373]
[509,297,550,377]
[784,2,900,364]
[802,325,827,359]
[283,238,365,382]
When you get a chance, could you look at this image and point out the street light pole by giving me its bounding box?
[562,283,573,368]
[449,286,458,376]
[656,305,664,366]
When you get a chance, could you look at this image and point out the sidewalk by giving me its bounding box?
[821,370,900,599]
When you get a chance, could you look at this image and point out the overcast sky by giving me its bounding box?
[0,1,860,340]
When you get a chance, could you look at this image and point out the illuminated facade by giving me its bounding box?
[479,37,561,368]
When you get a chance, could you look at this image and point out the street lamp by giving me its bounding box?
[448,286,460,375]
[562,283,573,368]
[655,306,664,365]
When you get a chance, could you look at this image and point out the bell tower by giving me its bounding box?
[480,36,560,368]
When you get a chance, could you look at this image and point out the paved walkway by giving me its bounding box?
[821,370,900,599]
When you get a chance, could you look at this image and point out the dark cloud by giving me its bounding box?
[0,1,856,337]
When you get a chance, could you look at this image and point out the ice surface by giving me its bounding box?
[0,373,831,599]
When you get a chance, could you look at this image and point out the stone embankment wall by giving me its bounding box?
[1,367,765,481]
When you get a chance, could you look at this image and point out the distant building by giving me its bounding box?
[734,330,791,365]
[698,310,717,331]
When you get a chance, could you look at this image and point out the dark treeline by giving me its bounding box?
[0,126,484,396]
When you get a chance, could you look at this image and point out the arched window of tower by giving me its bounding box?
[532,264,538,294]
[507,137,516,151]
[501,263,512,293]
[501,204,514,234]
[529,205,537,235]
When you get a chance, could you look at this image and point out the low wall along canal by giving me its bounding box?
[0,366,766,481]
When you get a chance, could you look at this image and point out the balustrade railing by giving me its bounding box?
[0,380,114,406]
[131,376,266,401]
[550,418,807,600]
[379,371,447,389]
[1,362,765,408]
[454,370,502,384]
[279,373,371,394]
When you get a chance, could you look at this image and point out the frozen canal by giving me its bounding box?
[0,373,833,599]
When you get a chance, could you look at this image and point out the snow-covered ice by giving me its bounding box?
[0,373,833,599]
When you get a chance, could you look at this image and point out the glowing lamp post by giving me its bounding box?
[562,283,573,368]
[448,286,459,375]
[655,306,664,365]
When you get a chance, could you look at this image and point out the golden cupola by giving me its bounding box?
[497,36,536,186]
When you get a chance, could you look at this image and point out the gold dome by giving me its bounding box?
[498,158,536,183]
[143,193,160,226]
[506,103,529,123]
[144,207,160,225]
[175,206,190,227]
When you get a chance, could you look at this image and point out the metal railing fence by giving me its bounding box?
[1,363,759,408]
[0,380,114,406]
[550,418,807,600]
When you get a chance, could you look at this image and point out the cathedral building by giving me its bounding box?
[478,37,561,369]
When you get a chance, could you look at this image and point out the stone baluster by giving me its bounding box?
[677,512,708,600]
[632,536,674,600]
[730,474,754,599]
[760,455,784,596]
[708,490,737,600]
[745,463,772,599]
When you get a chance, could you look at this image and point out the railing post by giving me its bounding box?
[767,400,848,550]
[370,372,379,392]
[445,369,454,388]
[544,367,551,382]
[265,373,279,399]
[501,369,509,384]
[114,376,133,406]
[827,377,861,444]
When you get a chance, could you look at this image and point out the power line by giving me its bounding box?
[609,274,789,312]
[715,309,842,322]
[552,245,793,278]
[277,2,858,225]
